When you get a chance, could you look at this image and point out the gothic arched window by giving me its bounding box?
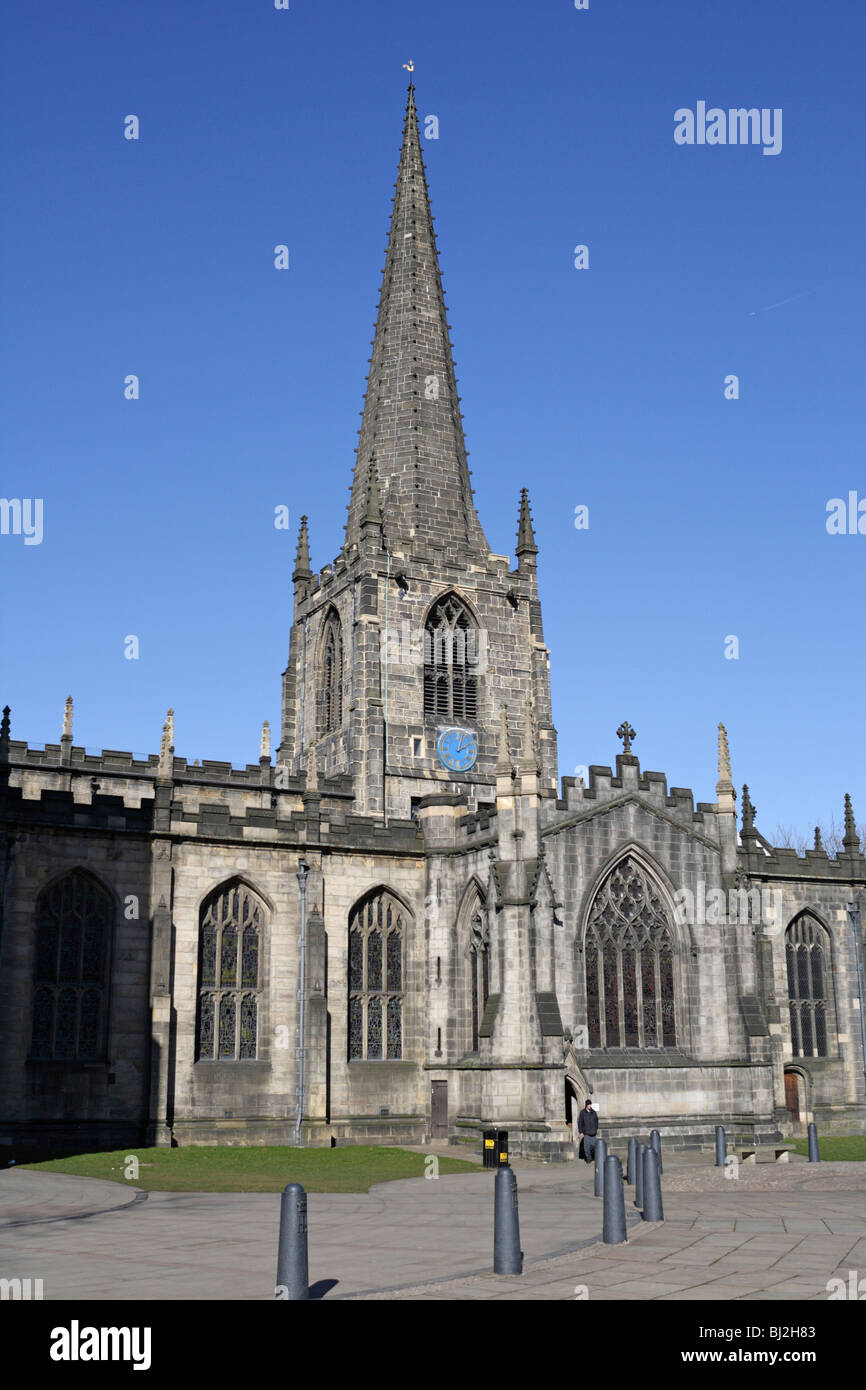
[348,888,406,1061]
[423,593,478,723]
[197,881,265,1061]
[583,856,677,1050]
[30,870,112,1061]
[786,914,834,1058]
[318,610,343,736]
[469,907,490,1052]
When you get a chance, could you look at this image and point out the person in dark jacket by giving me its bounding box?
[577,1098,599,1162]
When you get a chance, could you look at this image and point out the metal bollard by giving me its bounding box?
[714,1125,727,1167]
[276,1182,309,1300]
[593,1138,608,1197]
[807,1122,820,1163]
[493,1165,523,1274]
[626,1136,638,1185]
[642,1147,664,1222]
[634,1142,647,1208]
[602,1155,627,1245]
[650,1128,663,1174]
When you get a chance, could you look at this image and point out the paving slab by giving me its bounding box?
[3,1152,866,1302]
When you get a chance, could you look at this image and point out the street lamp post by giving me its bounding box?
[294,857,310,1146]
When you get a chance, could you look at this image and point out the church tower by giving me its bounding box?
[278,86,558,816]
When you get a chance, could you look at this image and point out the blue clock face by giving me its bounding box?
[436,727,478,772]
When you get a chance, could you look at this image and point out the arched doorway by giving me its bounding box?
[784,1068,806,1131]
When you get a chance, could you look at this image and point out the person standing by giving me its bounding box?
[577,1098,599,1163]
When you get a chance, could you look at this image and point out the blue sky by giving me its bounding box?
[3,0,864,839]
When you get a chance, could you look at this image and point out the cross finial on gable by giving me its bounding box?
[616,720,636,755]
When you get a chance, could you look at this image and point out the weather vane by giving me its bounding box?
[402,60,414,75]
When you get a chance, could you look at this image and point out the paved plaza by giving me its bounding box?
[1,1151,865,1301]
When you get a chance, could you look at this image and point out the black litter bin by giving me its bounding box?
[482,1129,509,1169]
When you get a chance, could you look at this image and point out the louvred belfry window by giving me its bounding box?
[197,882,264,1061]
[423,593,478,723]
[786,914,834,1059]
[30,870,112,1061]
[582,856,678,1050]
[348,888,406,1061]
[319,611,343,736]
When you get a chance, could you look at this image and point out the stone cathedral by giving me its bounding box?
[1,89,864,1158]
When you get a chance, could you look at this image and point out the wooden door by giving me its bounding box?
[784,1072,800,1124]
[431,1080,448,1139]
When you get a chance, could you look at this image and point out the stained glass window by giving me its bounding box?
[367,997,383,1059]
[387,931,402,991]
[201,924,217,988]
[622,944,638,1046]
[31,987,53,1059]
[220,925,238,987]
[585,940,600,1047]
[199,993,215,1060]
[349,995,363,1060]
[79,990,101,1058]
[367,931,383,991]
[659,943,676,1047]
[603,943,620,1046]
[582,855,678,1050]
[349,931,363,991]
[197,881,266,1061]
[423,593,479,722]
[387,996,402,1059]
[55,988,77,1059]
[30,870,111,1061]
[240,994,257,1060]
[219,994,236,1058]
[241,926,259,988]
[641,946,657,1046]
[786,914,834,1059]
[347,888,406,1061]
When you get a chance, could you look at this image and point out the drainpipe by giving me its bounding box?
[294,857,310,1145]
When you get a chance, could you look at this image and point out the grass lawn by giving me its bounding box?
[791,1135,866,1161]
[17,1145,481,1194]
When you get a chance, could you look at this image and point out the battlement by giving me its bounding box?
[555,754,713,829]
[740,839,866,882]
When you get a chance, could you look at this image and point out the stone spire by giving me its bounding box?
[716,722,733,795]
[741,784,755,829]
[260,720,271,760]
[60,696,74,766]
[293,516,311,582]
[515,488,538,562]
[740,783,760,849]
[0,706,8,788]
[344,85,489,555]
[843,793,860,853]
[158,709,175,779]
[715,723,736,874]
[814,826,824,852]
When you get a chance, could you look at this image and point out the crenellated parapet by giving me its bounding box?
[553,754,719,838]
